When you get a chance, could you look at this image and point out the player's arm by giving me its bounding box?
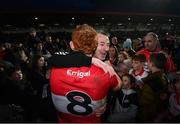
[48,51,91,67]
[113,72,122,91]
[49,51,116,76]
[104,60,122,90]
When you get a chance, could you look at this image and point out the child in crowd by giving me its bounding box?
[137,53,169,122]
[116,63,130,77]
[0,66,35,122]
[107,74,138,122]
[129,54,148,88]
[118,52,128,63]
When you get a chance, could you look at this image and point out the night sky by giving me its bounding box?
[0,0,180,15]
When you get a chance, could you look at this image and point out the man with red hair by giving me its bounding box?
[50,24,122,123]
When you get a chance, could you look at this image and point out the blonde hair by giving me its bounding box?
[72,24,98,54]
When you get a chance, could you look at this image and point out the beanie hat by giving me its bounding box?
[123,38,132,48]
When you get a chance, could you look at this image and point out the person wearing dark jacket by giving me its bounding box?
[137,53,169,122]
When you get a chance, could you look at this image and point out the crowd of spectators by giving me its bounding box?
[0,27,180,122]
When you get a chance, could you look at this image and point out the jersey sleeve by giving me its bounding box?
[110,75,119,89]
[48,51,92,68]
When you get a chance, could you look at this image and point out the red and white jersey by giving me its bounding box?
[50,64,118,123]
[129,68,148,84]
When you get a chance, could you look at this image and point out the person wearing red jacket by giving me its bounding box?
[137,32,176,74]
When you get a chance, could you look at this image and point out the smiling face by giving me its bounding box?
[132,60,143,71]
[94,33,110,61]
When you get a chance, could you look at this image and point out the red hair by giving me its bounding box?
[72,24,97,55]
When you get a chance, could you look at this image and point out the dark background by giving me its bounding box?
[0,0,180,15]
[0,0,180,27]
